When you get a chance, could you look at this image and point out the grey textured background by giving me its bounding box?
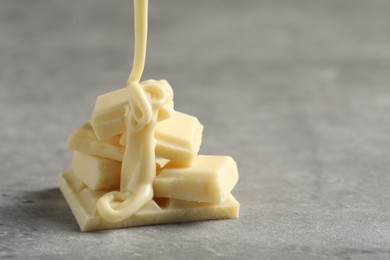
[1,0,390,259]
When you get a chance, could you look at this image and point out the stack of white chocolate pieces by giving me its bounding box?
[58,80,239,231]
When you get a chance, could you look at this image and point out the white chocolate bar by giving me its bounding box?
[154,111,203,166]
[67,123,124,161]
[154,155,239,203]
[120,111,203,166]
[90,88,128,140]
[72,151,166,191]
[58,169,239,232]
[72,151,121,190]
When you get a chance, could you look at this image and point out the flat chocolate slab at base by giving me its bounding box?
[58,170,240,232]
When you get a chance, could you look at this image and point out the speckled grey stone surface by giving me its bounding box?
[1,0,390,259]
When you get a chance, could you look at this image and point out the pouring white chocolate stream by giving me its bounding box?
[127,0,148,84]
[96,0,167,222]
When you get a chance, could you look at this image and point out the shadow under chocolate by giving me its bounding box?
[1,188,80,232]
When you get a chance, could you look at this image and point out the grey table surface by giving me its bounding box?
[1,0,390,259]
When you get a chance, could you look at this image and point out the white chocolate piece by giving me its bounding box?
[154,111,203,166]
[72,151,163,191]
[90,92,128,140]
[67,123,124,161]
[120,111,203,166]
[58,169,239,232]
[92,88,128,114]
[154,155,239,203]
[72,153,168,190]
[72,151,121,190]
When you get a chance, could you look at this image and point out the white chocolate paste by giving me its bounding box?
[96,0,174,222]
[97,81,172,222]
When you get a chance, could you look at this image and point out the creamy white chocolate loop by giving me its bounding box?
[141,79,173,101]
[143,84,168,108]
[160,80,174,102]
[97,185,153,223]
[127,81,171,131]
